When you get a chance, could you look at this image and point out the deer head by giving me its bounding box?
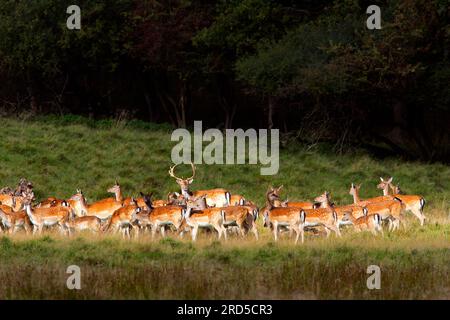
[349,183,361,196]
[140,192,154,210]
[377,177,393,195]
[168,163,195,195]
[186,194,208,210]
[314,191,331,206]
[107,180,121,194]
[167,192,185,206]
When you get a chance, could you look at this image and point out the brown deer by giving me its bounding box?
[141,193,186,239]
[0,204,31,234]
[380,177,426,226]
[168,163,231,207]
[24,200,74,235]
[69,189,122,220]
[65,216,104,234]
[230,194,246,206]
[103,199,142,238]
[342,211,384,236]
[261,189,306,243]
[314,191,368,231]
[182,197,227,242]
[349,183,405,231]
[267,185,316,209]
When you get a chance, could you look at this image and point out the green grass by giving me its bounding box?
[0,115,448,207]
[0,115,449,299]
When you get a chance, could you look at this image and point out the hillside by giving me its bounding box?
[0,115,448,209]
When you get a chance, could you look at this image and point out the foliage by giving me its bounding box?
[0,0,448,159]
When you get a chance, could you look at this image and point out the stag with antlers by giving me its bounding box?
[168,162,231,207]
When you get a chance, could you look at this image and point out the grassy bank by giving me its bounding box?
[0,233,449,299]
[0,115,448,207]
[0,115,449,299]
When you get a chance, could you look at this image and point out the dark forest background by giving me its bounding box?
[0,0,449,161]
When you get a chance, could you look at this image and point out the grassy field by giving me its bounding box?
[0,115,449,299]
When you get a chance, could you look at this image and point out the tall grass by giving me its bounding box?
[0,115,449,299]
[0,232,449,299]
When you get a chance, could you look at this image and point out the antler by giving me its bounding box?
[168,162,196,180]
[187,162,196,180]
[168,163,183,180]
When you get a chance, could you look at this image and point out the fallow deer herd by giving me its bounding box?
[0,167,426,243]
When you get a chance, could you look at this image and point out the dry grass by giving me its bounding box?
[0,210,449,300]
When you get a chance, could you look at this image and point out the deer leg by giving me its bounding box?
[411,207,426,226]
[252,224,259,240]
[301,225,305,243]
[273,222,278,241]
[327,224,341,237]
[222,226,227,241]
[238,221,246,238]
[214,224,223,240]
[151,224,157,240]
[191,225,198,242]
[160,226,166,238]
[292,225,300,244]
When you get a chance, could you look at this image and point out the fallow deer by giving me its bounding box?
[24,200,74,235]
[0,205,31,234]
[186,195,258,239]
[65,216,104,234]
[0,195,28,212]
[261,202,305,243]
[36,197,60,208]
[143,193,186,239]
[314,191,368,230]
[130,207,152,237]
[182,198,227,242]
[342,211,384,236]
[230,194,246,206]
[103,199,142,238]
[69,189,122,220]
[349,183,405,231]
[380,178,426,226]
[168,163,231,207]
[267,185,316,209]
[264,188,339,238]
[349,182,393,205]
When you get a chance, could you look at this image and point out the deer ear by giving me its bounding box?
[351,183,354,188]
[187,178,194,184]
[387,177,393,184]
[380,177,384,182]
